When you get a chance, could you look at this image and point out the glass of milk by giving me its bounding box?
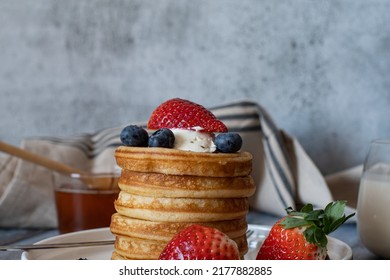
[357,139,390,259]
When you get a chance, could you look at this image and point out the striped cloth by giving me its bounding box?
[0,100,339,228]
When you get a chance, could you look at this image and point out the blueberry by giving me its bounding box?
[214,132,242,153]
[148,128,175,148]
[120,125,149,147]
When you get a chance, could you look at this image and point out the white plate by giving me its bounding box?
[21,227,114,260]
[22,224,352,260]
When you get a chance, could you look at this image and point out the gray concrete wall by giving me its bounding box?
[1,0,390,175]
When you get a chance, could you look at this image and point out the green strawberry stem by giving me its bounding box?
[280,200,355,248]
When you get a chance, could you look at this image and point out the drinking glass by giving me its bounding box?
[53,172,120,234]
[357,139,390,259]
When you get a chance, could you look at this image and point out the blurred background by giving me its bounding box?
[1,0,389,175]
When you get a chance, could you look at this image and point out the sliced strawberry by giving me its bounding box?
[256,201,355,260]
[148,98,228,132]
[159,224,240,260]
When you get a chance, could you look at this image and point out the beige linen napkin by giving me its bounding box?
[0,100,358,228]
[211,101,356,219]
[325,165,363,209]
[0,134,120,228]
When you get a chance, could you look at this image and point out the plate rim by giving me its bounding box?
[21,227,114,260]
[21,224,353,260]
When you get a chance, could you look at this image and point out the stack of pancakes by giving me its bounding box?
[110,146,255,259]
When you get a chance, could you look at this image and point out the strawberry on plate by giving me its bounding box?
[147,98,228,133]
[256,201,355,260]
[159,224,240,260]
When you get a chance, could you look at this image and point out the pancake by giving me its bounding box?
[118,170,256,198]
[114,234,166,260]
[115,146,253,177]
[113,233,248,260]
[114,191,249,222]
[110,213,247,241]
[111,251,126,260]
[111,139,255,259]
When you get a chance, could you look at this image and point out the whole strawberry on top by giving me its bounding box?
[159,224,240,260]
[147,98,228,133]
[256,201,354,260]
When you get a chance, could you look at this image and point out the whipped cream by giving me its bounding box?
[171,128,216,153]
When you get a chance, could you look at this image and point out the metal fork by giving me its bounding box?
[0,240,115,251]
[246,229,255,238]
[1,230,256,251]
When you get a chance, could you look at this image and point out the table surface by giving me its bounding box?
[0,211,380,260]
